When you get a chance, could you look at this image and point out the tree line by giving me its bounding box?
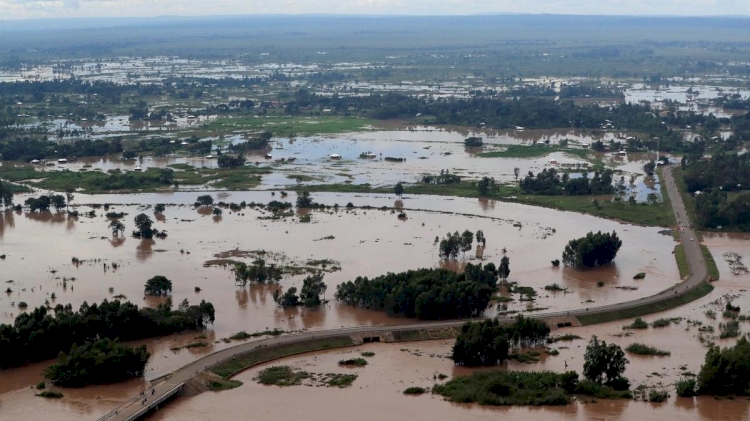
[0,298,215,369]
[334,263,498,320]
[520,168,615,196]
[44,338,149,387]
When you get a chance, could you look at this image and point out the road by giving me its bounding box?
[98,164,710,421]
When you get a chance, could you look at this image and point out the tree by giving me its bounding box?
[476,230,486,246]
[583,336,629,385]
[300,272,327,307]
[464,137,484,147]
[296,190,314,208]
[0,181,13,209]
[195,195,214,207]
[394,182,405,197]
[25,195,51,212]
[439,231,461,260]
[643,160,656,175]
[273,287,300,307]
[109,220,125,237]
[144,275,173,296]
[65,189,74,210]
[477,176,495,196]
[452,316,550,366]
[460,230,474,257]
[233,259,282,286]
[212,207,223,216]
[697,335,750,395]
[133,213,154,239]
[562,231,622,269]
[154,203,166,214]
[50,195,66,211]
[217,154,245,169]
[499,256,510,282]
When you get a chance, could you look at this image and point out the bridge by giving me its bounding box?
[96,165,710,421]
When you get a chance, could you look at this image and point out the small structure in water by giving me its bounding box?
[57,158,68,164]
[548,158,558,165]
[330,154,342,160]
[134,166,143,172]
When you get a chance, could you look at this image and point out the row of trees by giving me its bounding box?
[0,137,124,162]
[334,263,498,319]
[24,195,66,212]
[520,168,615,196]
[44,338,150,387]
[683,152,750,193]
[562,231,622,268]
[452,316,551,366]
[234,259,283,286]
[694,189,750,231]
[0,298,215,368]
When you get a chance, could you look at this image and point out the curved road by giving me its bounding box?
[98,164,710,421]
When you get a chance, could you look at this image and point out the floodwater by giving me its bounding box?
[0,191,683,419]
[149,234,750,421]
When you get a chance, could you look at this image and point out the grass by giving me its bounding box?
[207,379,244,391]
[36,391,64,398]
[648,389,670,402]
[203,115,375,137]
[323,373,358,387]
[478,145,591,160]
[719,320,741,338]
[514,195,675,227]
[338,358,368,366]
[674,245,690,279]
[403,387,427,395]
[701,245,720,281]
[577,282,715,326]
[361,351,375,357]
[228,329,285,341]
[651,317,681,328]
[210,336,355,379]
[544,283,567,292]
[626,343,671,356]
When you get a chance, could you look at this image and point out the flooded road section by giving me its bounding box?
[0,192,681,419]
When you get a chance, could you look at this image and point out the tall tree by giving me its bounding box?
[583,336,629,385]
[394,182,405,197]
[499,256,510,282]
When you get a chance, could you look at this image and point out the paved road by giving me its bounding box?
[98,164,710,421]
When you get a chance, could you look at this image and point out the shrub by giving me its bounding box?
[338,358,368,367]
[551,259,560,267]
[544,283,567,291]
[624,318,649,330]
[648,389,669,402]
[626,343,670,356]
[361,352,375,357]
[36,391,63,399]
[403,387,427,395]
[633,272,646,279]
[675,378,697,397]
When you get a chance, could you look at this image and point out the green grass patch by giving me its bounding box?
[255,366,309,386]
[625,343,671,356]
[701,245,720,281]
[514,195,674,227]
[210,336,355,379]
[403,386,427,395]
[207,378,243,391]
[361,351,375,357]
[577,282,715,326]
[323,373,358,387]
[651,317,681,328]
[674,245,689,279]
[203,115,374,136]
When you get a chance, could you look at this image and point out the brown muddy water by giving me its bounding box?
[0,191,688,420]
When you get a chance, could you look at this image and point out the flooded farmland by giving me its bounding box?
[0,191,684,419]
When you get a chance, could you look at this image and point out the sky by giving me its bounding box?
[0,0,748,20]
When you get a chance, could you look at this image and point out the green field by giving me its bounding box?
[701,245,720,281]
[674,245,689,279]
[514,195,675,227]
[201,115,376,137]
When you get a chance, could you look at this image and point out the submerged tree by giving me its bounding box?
[394,182,405,197]
[144,275,173,296]
[109,220,125,237]
[562,231,622,269]
[300,272,327,307]
[499,256,510,282]
[439,231,462,260]
[233,259,282,286]
[133,213,154,239]
[583,336,629,387]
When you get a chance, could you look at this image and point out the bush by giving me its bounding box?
[36,391,64,398]
[403,387,427,395]
[698,336,750,395]
[544,283,567,291]
[574,379,632,399]
[633,272,646,279]
[624,318,649,330]
[361,352,375,357]
[35,381,46,389]
[551,259,560,266]
[255,366,309,386]
[648,389,669,402]
[675,378,697,397]
[625,343,671,356]
[338,358,368,367]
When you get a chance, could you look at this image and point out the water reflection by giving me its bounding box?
[0,209,15,237]
[136,239,155,261]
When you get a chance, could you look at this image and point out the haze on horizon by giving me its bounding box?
[0,0,749,20]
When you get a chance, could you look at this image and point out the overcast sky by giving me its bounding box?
[0,0,748,20]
